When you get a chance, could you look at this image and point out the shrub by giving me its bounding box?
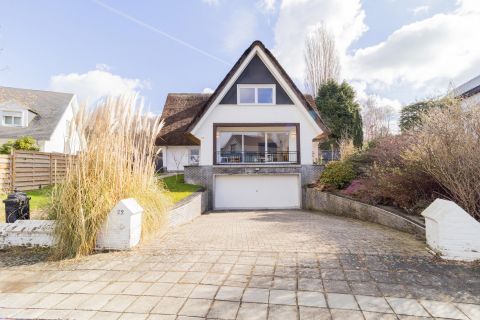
[367,162,442,212]
[319,160,357,189]
[339,138,356,161]
[355,135,444,213]
[50,95,171,259]
[0,136,40,154]
[407,99,480,221]
[0,141,13,154]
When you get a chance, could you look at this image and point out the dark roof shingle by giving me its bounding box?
[0,86,74,140]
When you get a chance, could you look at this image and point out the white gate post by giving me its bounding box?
[96,198,143,250]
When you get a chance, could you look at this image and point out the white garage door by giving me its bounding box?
[214,175,301,210]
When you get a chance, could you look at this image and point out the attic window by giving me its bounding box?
[2,111,23,127]
[237,85,275,105]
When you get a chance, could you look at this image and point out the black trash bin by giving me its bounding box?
[3,189,31,223]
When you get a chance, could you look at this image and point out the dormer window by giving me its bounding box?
[2,111,23,127]
[237,84,275,105]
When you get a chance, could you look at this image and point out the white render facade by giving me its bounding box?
[190,46,324,167]
[0,87,80,154]
[157,41,329,210]
[161,145,200,172]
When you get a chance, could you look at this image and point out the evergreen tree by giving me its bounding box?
[399,98,449,132]
[315,80,363,147]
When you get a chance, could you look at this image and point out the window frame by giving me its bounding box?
[1,110,24,127]
[188,148,200,165]
[237,84,276,105]
[213,123,300,165]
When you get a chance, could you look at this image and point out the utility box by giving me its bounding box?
[96,198,143,251]
[422,199,480,261]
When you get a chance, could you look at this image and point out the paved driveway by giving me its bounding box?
[0,210,479,320]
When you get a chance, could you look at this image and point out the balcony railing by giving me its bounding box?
[216,151,298,164]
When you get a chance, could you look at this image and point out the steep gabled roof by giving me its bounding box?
[155,93,211,146]
[0,86,74,140]
[156,40,331,147]
[188,40,330,135]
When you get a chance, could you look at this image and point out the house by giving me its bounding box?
[156,40,329,210]
[455,74,480,105]
[0,86,79,154]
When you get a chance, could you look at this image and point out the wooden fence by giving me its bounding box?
[0,155,10,192]
[0,150,73,192]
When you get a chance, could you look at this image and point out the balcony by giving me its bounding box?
[216,151,299,164]
[214,124,300,165]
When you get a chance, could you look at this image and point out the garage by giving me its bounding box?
[214,175,301,210]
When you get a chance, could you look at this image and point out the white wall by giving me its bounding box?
[162,146,199,171]
[0,97,80,154]
[422,199,480,261]
[42,98,80,154]
[192,104,321,165]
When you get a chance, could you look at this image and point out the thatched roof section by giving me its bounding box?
[155,93,211,146]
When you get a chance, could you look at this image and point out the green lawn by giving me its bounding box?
[0,175,199,223]
[1,186,52,222]
[161,174,202,204]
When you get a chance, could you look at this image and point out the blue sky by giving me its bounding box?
[0,0,478,115]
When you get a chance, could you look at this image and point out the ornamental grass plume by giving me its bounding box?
[50,94,170,259]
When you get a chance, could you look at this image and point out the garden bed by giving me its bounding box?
[305,187,426,238]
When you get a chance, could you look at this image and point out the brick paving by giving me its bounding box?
[0,210,479,319]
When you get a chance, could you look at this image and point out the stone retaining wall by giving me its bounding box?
[305,188,425,238]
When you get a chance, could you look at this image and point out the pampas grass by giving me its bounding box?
[50,94,171,259]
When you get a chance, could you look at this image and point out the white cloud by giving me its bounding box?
[202,0,220,6]
[257,0,276,13]
[272,0,368,82]
[411,5,429,15]
[345,0,480,96]
[351,81,402,111]
[268,0,480,131]
[223,9,257,52]
[50,68,146,103]
[202,87,214,94]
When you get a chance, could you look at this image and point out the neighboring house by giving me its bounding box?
[156,40,329,210]
[0,86,79,154]
[455,74,480,105]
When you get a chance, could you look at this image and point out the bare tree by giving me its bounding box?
[304,24,340,97]
[362,96,395,142]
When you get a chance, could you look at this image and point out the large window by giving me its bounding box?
[2,111,23,127]
[216,126,297,164]
[237,85,275,105]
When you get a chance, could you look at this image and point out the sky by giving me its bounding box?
[0,0,479,119]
